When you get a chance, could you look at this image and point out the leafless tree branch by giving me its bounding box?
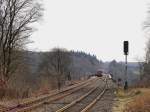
[0,0,43,83]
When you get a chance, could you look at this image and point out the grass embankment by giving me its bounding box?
[112,88,150,112]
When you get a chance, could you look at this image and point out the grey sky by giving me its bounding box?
[28,0,149,62]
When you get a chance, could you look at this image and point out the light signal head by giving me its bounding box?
[124,41,129,55]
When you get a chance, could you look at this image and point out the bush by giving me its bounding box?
[0,87,31,100]
[0,88,5,99]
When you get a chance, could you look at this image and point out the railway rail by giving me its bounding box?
[55,78,108,112]
[31,78,102,112]
[87,88,116,112]
[3,77,97,112]
[0,105,8,112]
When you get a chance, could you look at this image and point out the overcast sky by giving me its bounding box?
[28,0,150,62]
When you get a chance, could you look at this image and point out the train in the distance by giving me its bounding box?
[95,70,103,77]
[90,69,112,79]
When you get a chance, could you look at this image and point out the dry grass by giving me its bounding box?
[112,88,150,112]
[112,88,135,112]
[124,89,150,112]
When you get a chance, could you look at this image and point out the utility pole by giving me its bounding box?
[123,41,129,90]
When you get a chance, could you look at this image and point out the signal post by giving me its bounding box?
[123,41,129,90]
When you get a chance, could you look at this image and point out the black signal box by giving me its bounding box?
[124,41,128,55]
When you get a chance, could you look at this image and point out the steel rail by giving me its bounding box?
[7,78,98,112]
[55,78,107,112]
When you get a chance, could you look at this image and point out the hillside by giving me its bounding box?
[69,51,103,79]
[9,51,103,90]
[27,51,103,79]
[8,51,140,92]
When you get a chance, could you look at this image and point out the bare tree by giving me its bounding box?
[135,57,144,81]
[143,9,150,77]
[143,40,150,77]
[0,0,43,84]
[40,48,72,90]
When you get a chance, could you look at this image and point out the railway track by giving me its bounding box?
[87,88,116,112]
[0,105,8,112]
[55,78,108,112]
[31,78,102,112]
[3,77,98,112]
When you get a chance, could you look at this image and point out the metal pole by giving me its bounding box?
[124,55,128,90]
[125,55,127,81]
